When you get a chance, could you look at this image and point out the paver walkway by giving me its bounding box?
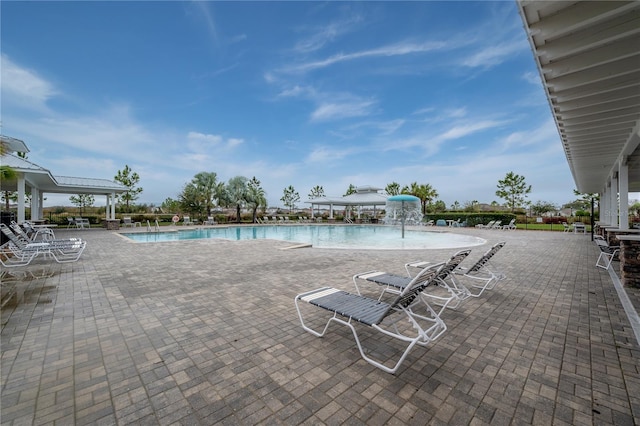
[1,227,639,425]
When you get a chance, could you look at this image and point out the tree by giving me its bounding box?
[401,182,438,214]
[179,182,206,217]
[192,172,219,215]
[227,176,248,223]
[114,165,143,212]
[433,200,446,212]
[1,150,25,210]
[342,184,357,218]
[385,182,400,196]
[344,184,357,196]
[530,200,557,216]
[161,197,180,214]
[463,200,479,212]
[1,166,17,210]
[451,201,461,211]
[69,194,95,216]
[281,185,300,213]
[247,177,267,223]
[308,185,325,216]
[571,189,599,211]
[308,185,325,199]
[495,172,531,212]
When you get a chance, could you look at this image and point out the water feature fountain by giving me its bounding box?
[383,195,423,238]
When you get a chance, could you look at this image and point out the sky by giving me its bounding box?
[1,1,583,210]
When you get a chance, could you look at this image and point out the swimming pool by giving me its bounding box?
[122,225,486,250]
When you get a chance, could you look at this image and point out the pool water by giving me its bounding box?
[122,225,486,250]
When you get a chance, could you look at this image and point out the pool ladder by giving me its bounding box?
[146,219,161,232]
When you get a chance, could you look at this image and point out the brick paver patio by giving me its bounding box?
[1,226,639,425]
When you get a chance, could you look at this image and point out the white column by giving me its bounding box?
[611,173,619,227]
[111,193,116,219]
[30,187,39,221]
[603,182,610,225]
[39,192,44,220]
[17,175,25,223]
[619,161,629,230]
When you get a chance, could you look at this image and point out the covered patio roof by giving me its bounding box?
[1,154,126,196]
[518,1,640,194]
[1,135,126,222]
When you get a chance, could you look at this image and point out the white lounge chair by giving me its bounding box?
[1,224,86,264]
[123,217,135,228]
[453,242,506,297]
[75,217,90,229]
[595,237,619,270]
[475,220,495,229]
[203,216,217,225]
[183,216,192,226]
[402,249,473,314]
[490,220,502,229]
[502,219,516,230]
[295,263,446,374]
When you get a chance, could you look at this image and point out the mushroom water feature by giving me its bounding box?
[384,195,422,238]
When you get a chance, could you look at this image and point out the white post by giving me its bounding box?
[619,161,629,230]
[111,192,116,220]
[17,175,25,223]
[30,187,39,221]
[611,173,619,227]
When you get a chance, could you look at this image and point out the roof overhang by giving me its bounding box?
[1,153,126,195]
[0,135,29,154]
[518,0,640,193]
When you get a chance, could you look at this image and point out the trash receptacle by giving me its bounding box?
[1,211,16,245]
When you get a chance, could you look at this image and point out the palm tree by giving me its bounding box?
[402,182,438,214]
[192,172,219,216]
[226,176,248,223]
[247,177,267,223]
[385,182,400,196]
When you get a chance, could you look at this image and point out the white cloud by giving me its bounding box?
[461,39,527,68]
[284,39,449,74]
[188,131,223,145]
[438,120,506,141]
[311,99,375,122]
[227,138,243,148]
[306,146,355,163]
[1,54,58,112]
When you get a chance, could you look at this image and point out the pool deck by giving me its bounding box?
[1,226,639,425]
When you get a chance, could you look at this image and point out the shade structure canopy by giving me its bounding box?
[306,186,388,219]
[1,135,126,223]
[387,195,420,202]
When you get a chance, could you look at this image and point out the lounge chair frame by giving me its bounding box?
[295,263,446,374]
[453,242,506,297]
[403,250,473,313]
[1,224,86,264]
[595,237,619,270]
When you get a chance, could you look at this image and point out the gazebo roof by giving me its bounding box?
[307,186,388,207]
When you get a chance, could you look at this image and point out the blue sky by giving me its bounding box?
[2,1,581,209]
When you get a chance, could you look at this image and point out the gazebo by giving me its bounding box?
[0,135,127,224]
[306,186,388,221]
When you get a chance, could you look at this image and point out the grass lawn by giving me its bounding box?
[515,223,591,232]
